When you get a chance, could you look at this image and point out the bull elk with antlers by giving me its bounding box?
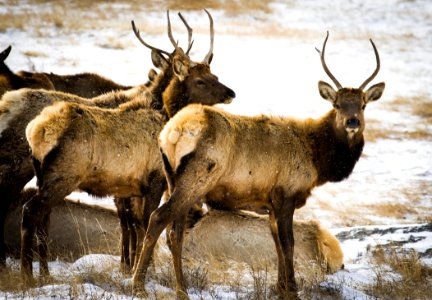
[131,32,385,298]
[21,10,235,283]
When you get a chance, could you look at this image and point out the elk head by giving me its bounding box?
[132,10,235,117]
[316,32,385,140]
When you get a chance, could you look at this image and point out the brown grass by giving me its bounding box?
[367,245,432,299]
[365,94,432,142]
[364,202,418,219]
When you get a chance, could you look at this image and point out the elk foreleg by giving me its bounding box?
[270,188,298,299]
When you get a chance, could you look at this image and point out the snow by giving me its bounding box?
[1,0,431,299]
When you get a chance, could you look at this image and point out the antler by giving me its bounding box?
[315,31,343,90]
[166,10,180,50]
[178,12,194,54]
[358,39,380,89]
[131,20,172,57]
[203,9,214,64]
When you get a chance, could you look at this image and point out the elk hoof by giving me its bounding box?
[176,289,190,300]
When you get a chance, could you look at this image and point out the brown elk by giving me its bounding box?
[183,209,344,275]
[21,10,235,283]
[0,44,133,98]
[132,32,385,298]
[0,12,184,272]
[0,45,142,268]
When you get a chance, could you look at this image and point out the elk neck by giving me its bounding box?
[146,66,175,119]
[308,109,364,185]
[161,76,191,118]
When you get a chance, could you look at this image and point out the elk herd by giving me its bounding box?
[0,9,384,299]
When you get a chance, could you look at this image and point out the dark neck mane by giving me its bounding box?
[147,67,174,117]
[162,77,190,118]
[309,110,364,185]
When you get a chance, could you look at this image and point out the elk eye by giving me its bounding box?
[196,79,206,86]
[362,104,366,110]
[334,104,340,109]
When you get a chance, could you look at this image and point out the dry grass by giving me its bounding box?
[364,202,418,219]
[365,94,432,142]
[367,245,432,299]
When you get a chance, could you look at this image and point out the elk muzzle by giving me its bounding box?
[345,118,360,134]
[223,88,236,104]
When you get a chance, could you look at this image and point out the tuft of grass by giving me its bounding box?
[367,245,432,299]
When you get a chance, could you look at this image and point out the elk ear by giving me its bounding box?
[318,81,337,103]
[173,57,189,81]
[151,50,169,70]
[147,69,157,82]
[0,45,12,62]
[365,82,385,103]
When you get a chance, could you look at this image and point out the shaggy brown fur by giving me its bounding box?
[0,46,139,268]
[0,45,131,98]
[21,12,235,284]
[132,34,385,298]
[184,209,343,274]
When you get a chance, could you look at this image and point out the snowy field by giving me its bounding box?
[1,0,431,298]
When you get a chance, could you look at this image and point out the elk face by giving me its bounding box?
[132,10,235,109]
[173,57,236,105]
[316,32,385,140]
[319,83,384,138]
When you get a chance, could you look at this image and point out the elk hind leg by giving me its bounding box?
[169,213,188,298]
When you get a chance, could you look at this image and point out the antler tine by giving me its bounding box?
[315,31,343,90]
[203,9,214,64]
[359,39,380,90]
[178,12,194,55]
[166,10,179,49]
[131,20,172,57]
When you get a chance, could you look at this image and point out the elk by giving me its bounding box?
[132,32,385,298]
[183,209,344,275]
[21,10,235,283]
[0,12,184,271]
[0,47,143,268]
[0,44,132,98]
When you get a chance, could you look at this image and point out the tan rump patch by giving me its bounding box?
[25,102,71,161]
[159,104,207,170]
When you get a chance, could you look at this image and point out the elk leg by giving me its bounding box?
[37,208,52,277]
[0,196,10,267]
[114,197,132,273]
[20,194,41,283]
[21,159,79,282]
[169,213,188,298]
[0,163,34,267]
[133,172,165,271]
[132,200,177,291]
[269,208,286,293]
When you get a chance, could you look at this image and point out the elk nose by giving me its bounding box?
[227,88,236,99]
[346,118,360,128]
